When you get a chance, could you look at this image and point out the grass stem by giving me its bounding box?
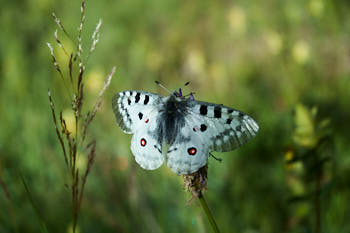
[198,192,220,233]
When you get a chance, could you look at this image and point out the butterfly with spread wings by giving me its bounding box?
[112,86,259,175]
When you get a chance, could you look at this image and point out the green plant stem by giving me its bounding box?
[198,193,220,233]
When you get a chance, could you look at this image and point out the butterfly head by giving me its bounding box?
[173,88,195,100]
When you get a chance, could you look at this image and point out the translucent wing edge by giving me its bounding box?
[211,114,259,152]
[112,91,132,133]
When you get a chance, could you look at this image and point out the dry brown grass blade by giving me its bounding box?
[48,90,68,166]
[48,1,115,232]
[78,140,96,212]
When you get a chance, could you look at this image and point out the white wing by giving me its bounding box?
[186,100,259,152]
[112,91,164,169]
[131,124,164,170]
[112,91,162,133]
[166,100,259,175]
[166,120,209,175]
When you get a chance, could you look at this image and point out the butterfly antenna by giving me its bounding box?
[182,82,194,99]
[209,152,222,162]
[184,92,196,97]
[155,81,171,94]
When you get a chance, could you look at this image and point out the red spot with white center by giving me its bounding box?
[187,147,197,156]
[140,138,147,147]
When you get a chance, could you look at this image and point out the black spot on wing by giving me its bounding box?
[200,105,208,115]
[135,93,141,103]
[228,109,234,114]
[144,95,150,105]
[138,112,143,120]
[226,118,232,124]
[127,99,131,105]
[200,124,207,132]
[236,125,242,132]
[214,106,222,118]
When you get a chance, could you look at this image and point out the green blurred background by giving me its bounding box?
[1,0,350,232]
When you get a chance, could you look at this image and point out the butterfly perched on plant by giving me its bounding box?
[112,82,259,175]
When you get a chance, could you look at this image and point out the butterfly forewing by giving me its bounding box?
[186,100,259,152]
[112,91,162,133]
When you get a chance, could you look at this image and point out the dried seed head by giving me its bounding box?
[183,165,208,203]
[52,13,64,31]
[54,30,62,47]
[90,19,102,52]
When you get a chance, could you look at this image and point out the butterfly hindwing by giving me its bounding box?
[166,118,209,174]
[131,129,164,170]
[186,100,259,152]
[112,91,162,133]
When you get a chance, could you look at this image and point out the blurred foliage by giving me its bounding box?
[287,104,334,233]
[1,0,350,233]
[293,104,330,148]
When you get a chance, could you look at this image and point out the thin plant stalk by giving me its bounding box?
[198,192,220,233]
[183,166,221,232]
[48,1,115,232]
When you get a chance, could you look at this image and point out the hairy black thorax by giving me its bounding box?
[156,94,188,146]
